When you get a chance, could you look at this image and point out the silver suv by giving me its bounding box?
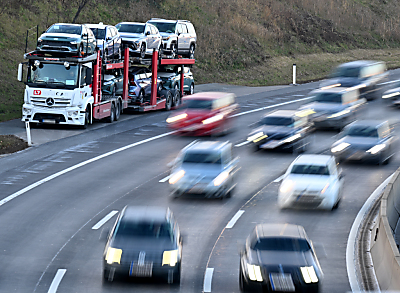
[147,19,196,58]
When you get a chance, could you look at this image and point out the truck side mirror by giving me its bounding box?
[17,63,23,82]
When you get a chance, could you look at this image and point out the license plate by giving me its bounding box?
[129,262,153,277]
[261,140,281,149]
[269,273,295,292]
[43,119,56,124]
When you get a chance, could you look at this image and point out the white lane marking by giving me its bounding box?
[232,96,312,117]
[1,131,175,207]
[273,175,285,183]
[159,175,171,183]
[203,268,214,293]
[226,210,245,229]
[48,269,67,293]
[378,79,399,86]
[292,94,305,97]
[92,210,118,230]
[346,173,393,292]
[234,141,250,147]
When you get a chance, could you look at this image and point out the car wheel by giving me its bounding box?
[332,196,341,210]
[169,264,181,285]
[78,43,84,56]
[239,263,250,292]
[111,86,116,98]
[116,47,122,60]
[188,44,195,59]
[174,83,179,91]
[138,90,145,104]
[186,83,194,95]
[171,43,177,58]
[107,103,115,123]
[140,44,146,59]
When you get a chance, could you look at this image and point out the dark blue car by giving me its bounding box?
[86,23,122,59]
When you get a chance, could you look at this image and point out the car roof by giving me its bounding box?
[85,23,113,29]
[52,23,82,27]
[313,87,351,94]
[347,120,387,128]
[292,154,333,166]
[121,206,170,223]
[337,60,381,68]
[265,110,298,118]
[255,223,307,239]
[183,92,234,101]
[185,140,230,152]
[117,22,146,26]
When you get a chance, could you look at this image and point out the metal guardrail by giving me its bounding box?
[370,168,400,290]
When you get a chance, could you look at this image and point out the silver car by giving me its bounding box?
[115,22,161,58]
[168,141,239,199]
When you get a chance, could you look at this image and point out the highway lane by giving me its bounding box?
[0,77,400,292]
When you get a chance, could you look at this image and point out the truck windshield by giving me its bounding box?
[28,63,79,87]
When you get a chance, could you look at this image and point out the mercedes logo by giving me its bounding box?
[46,98,55,107]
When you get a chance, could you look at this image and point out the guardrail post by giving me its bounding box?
[293,64,297,85]
[25,121,32,146]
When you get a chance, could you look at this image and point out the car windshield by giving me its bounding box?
[183,152,222,164]
[159,65,179,73]
[47,24,81,35]
[89,28,105,39]
[261,117,294,127]
[184,99,212,110]
[331,66,361,78]
[116,23,144,34]
[148,21,176,33]
[253,237,311,252]
[115,220,173,241]
[315,92,342,103]
[291,164,330,175]
[345,126,379,137]
[28,63,79,87]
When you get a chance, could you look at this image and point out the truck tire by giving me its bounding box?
[107,103,115,123]
[160,89,172,111]
[171,89,181,107]
[115,101,121,121]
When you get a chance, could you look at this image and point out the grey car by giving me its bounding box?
[147,19,196,58]
[330,120,396,164]
[158,65,195,94]
[36,23,97,56]
[168,140,239,199]
[381,80,400,106]
[299,87,365,130]
[85,23,122,59]
[116,22,161,58]
[320,60,389,100]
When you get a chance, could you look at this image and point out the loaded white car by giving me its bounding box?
[278,154,344,210]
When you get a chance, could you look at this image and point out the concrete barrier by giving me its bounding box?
[370,168,400,291]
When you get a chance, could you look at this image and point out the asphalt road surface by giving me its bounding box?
[1,73,400,293]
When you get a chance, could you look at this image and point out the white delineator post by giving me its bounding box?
[25,121,32,146]
[293,63,297,85]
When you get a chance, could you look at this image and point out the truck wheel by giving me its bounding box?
[160,89,172,111]
[115,101,121,121]
[81,107,90,129]
[107,103,115,123]
[171,89,181,107]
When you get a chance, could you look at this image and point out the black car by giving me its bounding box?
[330,120,396,164]
[320,60,388,100]
[247,110,312,153]
[239,223,323,293]
[103,206,182,284]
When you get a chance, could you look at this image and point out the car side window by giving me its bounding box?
[145,25,151,35]
[187,23,195,34]
[176,24,183,34]
[106,28,112,39]
[181,24,188,34]
[378,123,390,138]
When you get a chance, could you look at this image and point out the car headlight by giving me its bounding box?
[246,264,263,282]
[163,36,171,41]
[213,171,229,187]
[202,114,224,125]
[300,266,319,283]
[296,109,316,117]
[331,142,350,153]
[283,133,301,143]
[247,132,265,142]
[166,113,187,123]
[382,92,400,99]
[103,81,113,86]
[367,144,386,154]
[162,250,178,266]
[105,247,122,265]
[37,38,43,43]
[327,109,350,118]
[321,183,330,194]
[279,179,294,194]
[169,170,185,184]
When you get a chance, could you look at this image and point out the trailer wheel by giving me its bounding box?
[160,90,172,111]
[115,101,121,121]
[171,89,181,107]
[107,103,115,123]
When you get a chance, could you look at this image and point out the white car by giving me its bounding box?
[278,154,344,210]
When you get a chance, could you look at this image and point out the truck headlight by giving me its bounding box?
[300,266,318,283]
[367,144,386,154]
[162,250,178,266]
[247,264,263,282]
[105,247,122,265]
[22,107,32,115]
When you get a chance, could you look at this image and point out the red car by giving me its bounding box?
[166,92,238,136]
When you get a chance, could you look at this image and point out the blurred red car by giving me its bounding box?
[166,92,238,136]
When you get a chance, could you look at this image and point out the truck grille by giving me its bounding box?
[31,96,72,108]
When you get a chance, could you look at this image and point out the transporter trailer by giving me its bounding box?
[17,46,195,128]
